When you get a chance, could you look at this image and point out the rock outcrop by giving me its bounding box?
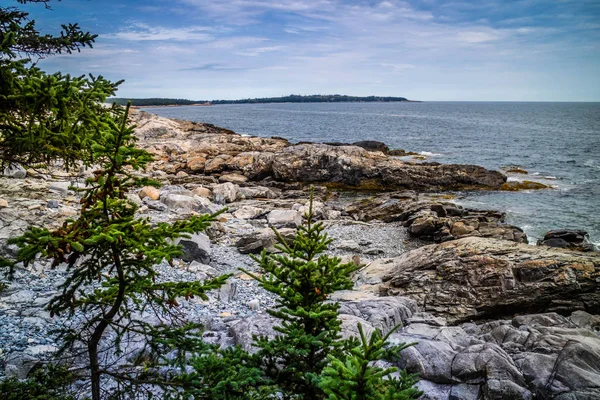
[229,296,600,400]
[538,229,597,252]
[357,237,600,322]
[345,192,527,243]
[129,110,507,191]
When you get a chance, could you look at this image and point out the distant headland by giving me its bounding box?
[108,94,418,107]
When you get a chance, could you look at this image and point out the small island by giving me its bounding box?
[108,94,417,107]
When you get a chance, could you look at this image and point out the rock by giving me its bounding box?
[338,314,376,340]
[177,233,211,263]
[235,228,296,254]
[381,310,600,400]
[345,192,527,244]
[3,164,26,179]
[176,170,189,178]
[379,237,600,322]
[218,281,237,303]
[230,314,278,352]
[46,199,59,209]
[505,167,528,174]
[337,239,361,252]
[0,198,8,208]
[500,180,550,191]
[186,155,206,172]
[48,181,72,195]
[4,351,40,379]
[145,199,168,211]
[267,209,303,228]
[160,193,213,213]
[205,154,232,173]
[192,186,212,199]
[537,229,597,252]
[388,149,419,157]
[238,186,279,200]
[139,186,160,200]
[337,297,417,333]
[247,298,260,311]
[212,182,239,204]
[269,144,505,190]
[233,206,264,220]
[351,140,390,154]
[187,261,217,280]
[219,173,248,184]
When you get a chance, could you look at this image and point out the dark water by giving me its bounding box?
[145,102,600,244]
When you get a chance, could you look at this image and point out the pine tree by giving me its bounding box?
[165,345,275,399]
[1,0,120,170]
[10,104,229,400]
[242,193,361,399]
[319,323,422,400]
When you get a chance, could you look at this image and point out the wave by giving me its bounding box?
[584,159,600,170]
[419,151,443,156]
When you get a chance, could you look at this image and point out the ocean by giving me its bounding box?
[144,102,600,245]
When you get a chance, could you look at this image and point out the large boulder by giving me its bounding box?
[377,237,600,322]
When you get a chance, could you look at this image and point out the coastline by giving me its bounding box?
[0,109,598,398]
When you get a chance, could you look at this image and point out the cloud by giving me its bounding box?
[104,22,213,41]
[456,31,502,43]
[178,63,249,71]
[381,63,417,71]
[235,46,287,57]
[32,0,600,101]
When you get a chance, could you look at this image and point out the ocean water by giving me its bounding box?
[144,102,600,244]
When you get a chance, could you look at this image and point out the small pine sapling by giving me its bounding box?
[319,323,422,400]
[242,192,360,399]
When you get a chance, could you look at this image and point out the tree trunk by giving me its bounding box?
[89,247,126,400]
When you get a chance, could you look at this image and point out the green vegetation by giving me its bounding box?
[241,195,421,400]
[0,0,120,170]
[320,323,421,400]
[0,365,77,400]
[10,103,229,400]
[109,94,411,107]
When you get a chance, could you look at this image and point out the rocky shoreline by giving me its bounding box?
[0,110,598,399]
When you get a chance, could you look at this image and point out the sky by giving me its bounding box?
[17,0,600,101]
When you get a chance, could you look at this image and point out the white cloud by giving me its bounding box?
[235,46,287,57]
[456,31,502,43]
[104,23,213,41]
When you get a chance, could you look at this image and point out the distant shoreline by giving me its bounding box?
[131,100,422,108]
[110,94,420,108]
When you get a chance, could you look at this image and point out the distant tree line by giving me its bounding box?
[109,94,410,106]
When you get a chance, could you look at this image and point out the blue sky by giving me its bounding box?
[19,0,600,101]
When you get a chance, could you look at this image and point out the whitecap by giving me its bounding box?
[584,159,600,170]
[542,176,558,180]
[419,151,442,156]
